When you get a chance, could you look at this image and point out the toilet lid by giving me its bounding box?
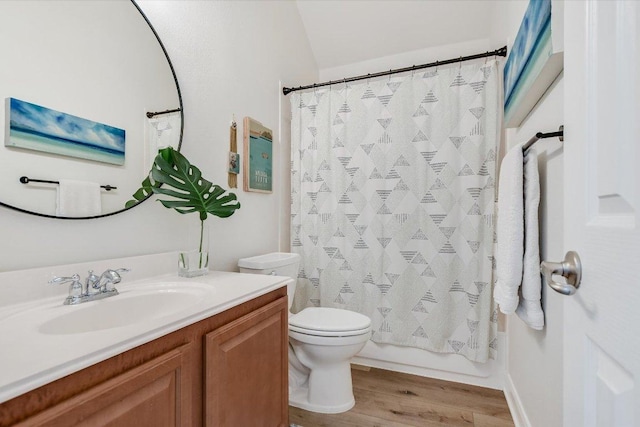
[289,307,371,333]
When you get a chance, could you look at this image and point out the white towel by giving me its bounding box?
[146,112,181,168]
[516,149,544,329]
[56,179,101,217]
[494,144,524,314]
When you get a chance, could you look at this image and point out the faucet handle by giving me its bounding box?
[49,274,81,285]
[49,274,83,299]
[86,270,100,292]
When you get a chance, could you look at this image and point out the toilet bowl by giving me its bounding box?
[238,252,372,414]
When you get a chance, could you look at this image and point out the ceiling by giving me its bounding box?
[295,1,496,70]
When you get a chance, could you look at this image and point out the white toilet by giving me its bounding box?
[238,252,371,414]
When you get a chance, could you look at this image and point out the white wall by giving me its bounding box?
[298,1,494,70]
[319,39,492,82]
[0,1,317,272]
[491,1,565,426]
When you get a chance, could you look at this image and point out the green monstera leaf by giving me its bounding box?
[125,147,172,209]
[126,147,241,221]
[124,175,157,209]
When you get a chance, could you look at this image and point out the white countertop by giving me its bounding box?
[0,266,289,404]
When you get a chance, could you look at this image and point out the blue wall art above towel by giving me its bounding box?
[5,97,125,165]
[503,0,563,128]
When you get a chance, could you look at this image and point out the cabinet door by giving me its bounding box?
[17,344,193,427]
[205,296,288,427]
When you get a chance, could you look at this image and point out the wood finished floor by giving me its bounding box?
[289,366,515,427]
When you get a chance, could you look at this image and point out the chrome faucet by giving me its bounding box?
[50,268,130,305]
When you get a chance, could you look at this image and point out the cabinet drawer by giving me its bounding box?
[17,344,193,427]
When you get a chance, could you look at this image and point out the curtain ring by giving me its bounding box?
[484,51,489,64]
[388,70,392,82]
[367,73,371,86]
[411,65,416,78]
[459,56,462,70]
[435,60,439,72]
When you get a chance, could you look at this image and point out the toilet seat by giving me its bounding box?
[289,307,371,333]
[289,328,371,346]
[289,324,371,337]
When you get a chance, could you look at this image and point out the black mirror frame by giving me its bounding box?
[0,0,184,220]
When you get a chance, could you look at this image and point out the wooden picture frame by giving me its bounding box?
[243,117,272,193]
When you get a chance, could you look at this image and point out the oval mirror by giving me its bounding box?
[0,0,183,219]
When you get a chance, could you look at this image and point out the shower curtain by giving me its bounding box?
[290,60,500,362]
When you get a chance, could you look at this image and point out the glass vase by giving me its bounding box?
[178,219,209,278]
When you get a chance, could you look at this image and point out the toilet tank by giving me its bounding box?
[238,252,300,309]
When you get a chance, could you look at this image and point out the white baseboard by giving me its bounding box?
[351,332,506,390]
[503,373,532,427]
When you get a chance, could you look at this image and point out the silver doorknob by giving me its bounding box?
[540,251,582,295]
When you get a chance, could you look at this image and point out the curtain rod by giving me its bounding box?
[282,46,507,96]
[146,108,181,119]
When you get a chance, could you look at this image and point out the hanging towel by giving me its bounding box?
[516,149,544,329]
[56,179,101,217]
[146,111,181,168]
[494,143,524,314]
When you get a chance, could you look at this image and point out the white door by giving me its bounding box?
[564,1,640,425]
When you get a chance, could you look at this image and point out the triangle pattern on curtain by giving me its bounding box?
[290,61,500,363]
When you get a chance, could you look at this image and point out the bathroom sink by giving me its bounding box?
[39,282,212,335]
[0,263,291,405]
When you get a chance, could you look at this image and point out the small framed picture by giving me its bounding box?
[243,117,272,193]
[228,152,240,174]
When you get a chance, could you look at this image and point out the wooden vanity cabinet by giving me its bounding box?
[13,344,193,427]
[0,288,288,427]
[205,297,289,426]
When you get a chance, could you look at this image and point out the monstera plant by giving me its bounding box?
[127,147,240,266]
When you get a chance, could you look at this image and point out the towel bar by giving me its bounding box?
[19,176,117,191]
[523,125,564,153]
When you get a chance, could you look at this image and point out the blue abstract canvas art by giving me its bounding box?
[503,0,553,125]
[5,98,125,165]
